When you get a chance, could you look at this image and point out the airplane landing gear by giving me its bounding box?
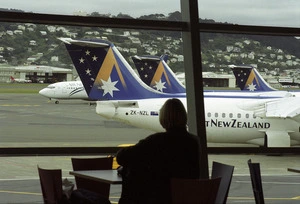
[55,100,59,104]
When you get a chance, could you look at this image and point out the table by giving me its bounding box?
[287,168,300,173]
[69,169,122,184]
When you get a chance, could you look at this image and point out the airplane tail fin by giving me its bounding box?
[59,38,180,100]
[229,65,277,91]
[131,54,185,93]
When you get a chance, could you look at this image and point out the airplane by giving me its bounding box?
[131,54,186,93]
[131,55,277,94]
[38,56,290,104]
[38,54,184,103]
[132,57,300,98]
[9,76,32,83]
[38,80,91,104]
[230,65,277,92]
[230,64,300,97]
[38,53,185,103]
[60,37,300,148]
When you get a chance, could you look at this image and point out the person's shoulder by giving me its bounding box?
[147,132,166,139]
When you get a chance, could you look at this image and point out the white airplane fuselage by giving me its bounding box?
[39,81,89,103]
[96,96,300,147]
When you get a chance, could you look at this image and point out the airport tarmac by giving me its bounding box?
[1,93,300,203]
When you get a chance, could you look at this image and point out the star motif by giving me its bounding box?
[144,74,148,78]
[141,67,144,71]
[247,83,257,91]
[149,65,152,69]
[85,50,90,55]
[153,79,166,92]
[100,77,119,97]
[79,58,85,63]
[92,55,98,61]
[85,69,92,75]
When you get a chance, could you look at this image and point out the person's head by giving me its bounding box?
[159,98,187,130]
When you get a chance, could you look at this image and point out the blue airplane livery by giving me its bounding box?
[131,55,185,93]
[60,38,185,100]
[229,65,277,92]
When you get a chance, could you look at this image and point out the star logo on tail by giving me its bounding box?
[99,77,120,97]
[153,79,166,92]
[247,83,257,91]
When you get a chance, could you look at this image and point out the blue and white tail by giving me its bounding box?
[229,65,277,91]
[59,38,184,100]
[131,55,186,93]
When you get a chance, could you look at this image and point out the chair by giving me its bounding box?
[248,159,265,204]
[211,161,234,204]
[71,157,113,199]
[170,177,221,204]
[38,166,63,204]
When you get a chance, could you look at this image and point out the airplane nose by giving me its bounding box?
[39,88,50,97]
[39,89,44,94]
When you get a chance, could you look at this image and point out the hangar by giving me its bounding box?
[0,65,73,83]
[176,72,236,88]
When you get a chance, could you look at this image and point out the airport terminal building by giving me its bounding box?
[0,65,73,83]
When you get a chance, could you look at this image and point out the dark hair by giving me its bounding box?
[159,98,187,130]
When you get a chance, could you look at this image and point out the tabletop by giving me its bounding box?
[69,169,122,184]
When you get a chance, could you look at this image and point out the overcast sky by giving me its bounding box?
[1,0,300,27]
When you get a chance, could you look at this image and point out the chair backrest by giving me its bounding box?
[38,166,63,204]
[71,157,113,198]
[248,159,265,204]
[171,177,221,204]
[211,161,234,204]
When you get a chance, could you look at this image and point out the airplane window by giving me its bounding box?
[207,112,211,117]
[253,114,257,119]
[222,113,226,118]
[237,113,241,118]
[215,113,218,117]
[229,113,233,118]
[47,85,55,89]
[246,114,249,118]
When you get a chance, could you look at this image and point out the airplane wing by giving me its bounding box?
[264,97,300,121]
[238,96,300,121]
[244,97,300,147]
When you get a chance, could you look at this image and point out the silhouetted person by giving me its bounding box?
[117,98,200,204]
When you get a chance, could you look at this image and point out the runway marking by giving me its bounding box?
[237,180,300,185]
[118,144,134,147]
[228,196,300,201]
[0,189,298,201]
[0,190,41,196]
[0,104,40,107]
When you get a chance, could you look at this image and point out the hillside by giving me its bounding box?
[0,9,300,75]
